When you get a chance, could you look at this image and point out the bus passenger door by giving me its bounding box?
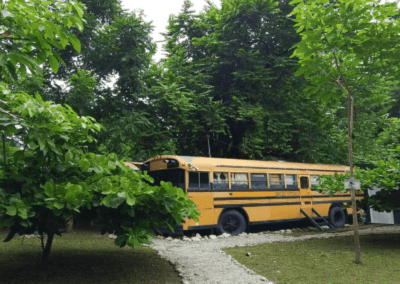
[299,175,313,215]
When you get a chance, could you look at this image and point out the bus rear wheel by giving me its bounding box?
[217,210,246,236]
[329,206,346,228]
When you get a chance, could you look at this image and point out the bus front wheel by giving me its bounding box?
[329,206,346,228]
[217,210,246,236]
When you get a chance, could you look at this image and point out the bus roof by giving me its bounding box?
[144,155,350,172]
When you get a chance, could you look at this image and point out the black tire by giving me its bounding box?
[329,207,346,228]
[217,210,247,236]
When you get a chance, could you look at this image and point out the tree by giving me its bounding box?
[290,0,400,264]
[0,0,200,267]
[34,0,164,161]
[0,89,199,265]
[44,0,156,119]
[152,0,355,163]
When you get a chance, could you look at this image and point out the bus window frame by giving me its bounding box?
[212,171,229,191]
[230,172,249,191]
[188,171,211,192]
[269,173,285,190]
[285,174,299,190]
[250,173,268,190]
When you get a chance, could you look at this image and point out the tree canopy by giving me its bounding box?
[290,0,400,211]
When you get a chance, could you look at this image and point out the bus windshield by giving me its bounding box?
[147,169,185,190]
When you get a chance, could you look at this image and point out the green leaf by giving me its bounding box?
[110,197,125,208]
[49,55,59,73]
[44,182,54,197]
[38,137,46,151]
[6,61,18,81]
[68,33,81,53]
[57,29,69,48]
[114,234,128,247]
[108,160,116,170]
[54,202,65,209]
[101,194,112,206]
[5,124,17,134]
[56,163,66,172]
[17,208,27,219]
[79,159,91,171]
[72,3,84,18]
[0,53,6,65]
[52,50,66,66]
[126,193,136,206]
[5,206,17,216]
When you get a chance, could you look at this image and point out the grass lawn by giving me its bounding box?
[223,231,400,284]
[1,224,399,284]
[0,227,182,284]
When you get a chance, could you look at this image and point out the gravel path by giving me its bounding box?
[148,226,400,284]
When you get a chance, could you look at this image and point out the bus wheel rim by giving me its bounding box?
[223,216,239,232]
[334,212,342,223]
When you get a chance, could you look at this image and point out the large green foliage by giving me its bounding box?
[0,84,199,247]
[290,0,400,212]
[44,0,156,119]
[290,0,400,102]
[314,147,400,213]
[141,0,352,163]
[0,0,199,265]
[79,0,399,164]
[0,0,84,80]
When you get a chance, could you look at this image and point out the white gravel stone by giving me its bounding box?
[148,226,398,284]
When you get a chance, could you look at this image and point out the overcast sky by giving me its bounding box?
[119,0,221,63]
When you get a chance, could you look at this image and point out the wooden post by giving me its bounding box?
[348,93,362,264]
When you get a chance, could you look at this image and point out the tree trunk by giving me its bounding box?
[348,93,362,264]
[41,219,59,267]
[65,217,74,233]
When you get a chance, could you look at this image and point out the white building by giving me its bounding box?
[367,187,400,224]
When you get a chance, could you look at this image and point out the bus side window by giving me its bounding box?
[269,174,284,189]
[188,172,210,191]
[189,172,199,189]
[231,173,249,190]
[251,174,267,190]
[286,174,298,189]
[199,172,210,189]
[310,175,320,189]
[300,176,309,189]
[212,172,228,190]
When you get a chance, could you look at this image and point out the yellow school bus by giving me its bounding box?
[140,155,364,235]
